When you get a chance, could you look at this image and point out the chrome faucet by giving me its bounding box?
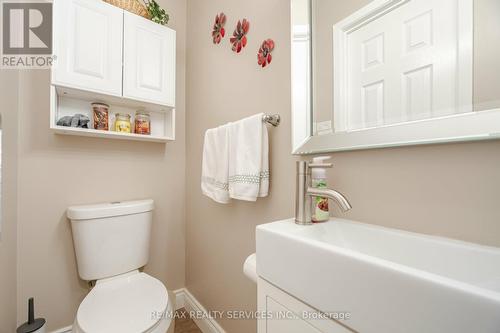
[295,161,352,225]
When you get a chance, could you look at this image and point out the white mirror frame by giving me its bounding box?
[291,0,500,155]
[294,108,500,154]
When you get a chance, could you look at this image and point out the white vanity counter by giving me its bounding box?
[256,218,500,333]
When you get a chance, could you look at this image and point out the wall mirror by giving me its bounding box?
[291,0,500,154]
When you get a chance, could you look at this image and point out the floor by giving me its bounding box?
[174,309,202,333]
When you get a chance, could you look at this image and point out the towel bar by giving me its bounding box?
[263,114,281,127]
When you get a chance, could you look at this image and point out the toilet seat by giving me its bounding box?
[74,271,171,333]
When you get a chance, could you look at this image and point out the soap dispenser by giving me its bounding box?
[311,156,330,222]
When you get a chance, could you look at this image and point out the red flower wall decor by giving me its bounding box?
[258,39,275,68]
[230,19,250,53]
[212,13,227,44]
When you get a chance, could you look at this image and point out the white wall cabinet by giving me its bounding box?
[52,0,176,106]
[258,278,354,333]
[52,0,123,96]
[123,11,176,107]
[51,0,176,143]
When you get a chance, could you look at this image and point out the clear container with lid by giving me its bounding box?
[114,113,131,133]
[134,111,151,135]
[92,103,109,131]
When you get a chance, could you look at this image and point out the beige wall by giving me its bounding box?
[325,140,500,247]
[312,0,369,123]
[0,71,19,332]
[186,1,500,333]
[12,0,186,330]
[186,0,295,332]
[474,0,500,111]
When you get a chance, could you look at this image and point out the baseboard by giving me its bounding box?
[50,326,72,333]
[173,288,227,333]
[173,288,186,310]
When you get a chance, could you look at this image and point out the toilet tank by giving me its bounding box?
[67,200,154,281]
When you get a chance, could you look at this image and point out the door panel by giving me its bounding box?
[123,11,176,107]
[343,0,470,131]
[52,0,123,96]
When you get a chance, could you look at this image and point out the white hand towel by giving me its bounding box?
[228,113,269,201]
[201,124,231,204]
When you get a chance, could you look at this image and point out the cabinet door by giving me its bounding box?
[123,11,176,107]
[258,278,354,333]
[52,0,123,96]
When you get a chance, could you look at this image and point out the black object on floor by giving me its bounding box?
[17,298,46,333]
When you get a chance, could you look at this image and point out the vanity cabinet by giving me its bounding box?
[123,11,176,107]
[52,0,123,96]
[257,278,354,333]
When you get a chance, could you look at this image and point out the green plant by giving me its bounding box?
[142,0,169,25]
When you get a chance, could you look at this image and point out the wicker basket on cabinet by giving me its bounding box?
[103,0,150,19]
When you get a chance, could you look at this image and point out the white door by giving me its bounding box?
[52,0,123,96]
[123,11,176,107]
[335,0,472,131]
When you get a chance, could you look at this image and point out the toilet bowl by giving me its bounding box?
[72,271,173,333]
[67,200,173,333]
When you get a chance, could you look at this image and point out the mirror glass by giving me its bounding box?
[291,0,500,154]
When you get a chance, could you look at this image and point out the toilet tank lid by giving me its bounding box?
[67,200,154,221]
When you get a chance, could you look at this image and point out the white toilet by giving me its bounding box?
[67,200,173,333]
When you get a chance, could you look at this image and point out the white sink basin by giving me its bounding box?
[256,218,500,333]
